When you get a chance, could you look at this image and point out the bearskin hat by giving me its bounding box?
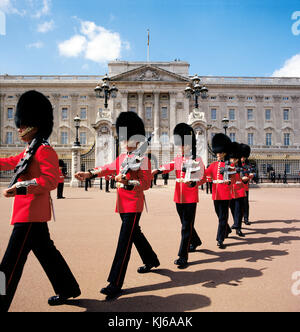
[15,90,53,139]
[228,142,243,159]
[173,123,196,147]
[212,133,232,154]
[240,143,251,158]
[116,111,146,141]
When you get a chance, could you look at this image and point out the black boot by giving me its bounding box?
[137,259,160,274]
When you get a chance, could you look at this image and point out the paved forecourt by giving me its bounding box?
[0,182,299,312]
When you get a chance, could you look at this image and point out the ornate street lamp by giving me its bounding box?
[94,74,118,109]
[73,115,81,147]
[222,116,229,135]
[185,74,208,109]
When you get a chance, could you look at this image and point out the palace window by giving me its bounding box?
[229,133,236,142]
[80,108,87,119]
[229,109,235,121]
[265,109,271,121]
[284,133,290,146]
[129,107,137,113]
[60,132,68,145]
[283,109,289,121]
[248,133,254,146]
[266,133,272,146]
[160,131,169,145]
[211,109,217,121]
[161,107,168,119]
[61,108,68,120]
[5,132,13,144]
[80,132,87,145]
[247,109,254,121]
[7,108,13,120]
[146,107,152,120]
[247,96,253,100]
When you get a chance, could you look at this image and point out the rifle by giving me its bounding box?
[219,160,236,185]
[117,133,154,189]
[8,137,43,188]
[178,150,204,184]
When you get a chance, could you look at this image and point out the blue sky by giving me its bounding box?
[1,0,300,77]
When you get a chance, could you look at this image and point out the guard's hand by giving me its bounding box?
[75,171,91,181]
[3,185,17,198]
[115,174,128,185]
[242,176,249,183]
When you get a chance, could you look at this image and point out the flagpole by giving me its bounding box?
[147,29,150,62]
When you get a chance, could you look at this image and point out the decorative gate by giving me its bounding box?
[81,143,96,172]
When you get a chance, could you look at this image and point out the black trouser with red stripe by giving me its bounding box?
[214,200,230,243]
[243,191,250,222]
[108,213,158,289]
[0,222,80,312]
[176,203,201,260]
[230,197,245,230]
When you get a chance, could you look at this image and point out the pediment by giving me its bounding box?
[110,65,190,83]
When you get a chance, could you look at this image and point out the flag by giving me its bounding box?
[147,29,150,46]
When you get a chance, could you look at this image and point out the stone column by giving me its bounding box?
[121,91,128,113]
[153,91,160,144]
[70,145,82,187]
[169,92,177,136]
[51,93,61,145]
[0,93,5,145]
[138,91,144,119]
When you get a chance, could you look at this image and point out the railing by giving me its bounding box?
[200,76,300,86]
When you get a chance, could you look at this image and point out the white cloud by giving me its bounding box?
[58,35,86,57]
[0,0,26,15]
[27,41,44,49]
[37,19,54,33]
[272,54,300,77]
[33,0,51,18]
[58,20,129,64]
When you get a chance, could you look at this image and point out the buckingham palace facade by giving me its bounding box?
[1,60,300,180]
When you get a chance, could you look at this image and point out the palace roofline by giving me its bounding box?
[1,74,300,86]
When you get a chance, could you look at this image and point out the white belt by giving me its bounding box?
[235,181,242,184]
[213,180,225,184]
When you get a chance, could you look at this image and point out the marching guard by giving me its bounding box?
[205,133,235,249]
[240,144,254,225]
[0,91,81,312]
[75,112,159,299]
[228,142,246,237]
[152,123,205,269]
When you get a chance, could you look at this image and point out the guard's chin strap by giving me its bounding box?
[19,127,35,138]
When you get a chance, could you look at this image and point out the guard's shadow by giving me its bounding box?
[125,267,264,295]
[66,293,211,312]
[190,248,288,265]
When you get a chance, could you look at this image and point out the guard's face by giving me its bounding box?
[217,152,226,161]
[230,157,239,164]
[18,126,38,143]
[125,140,139,153]
[241,157,246,163]
[181,144,192,157]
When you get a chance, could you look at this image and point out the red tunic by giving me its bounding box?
[160,155,205,204]
[205,161,234,201]
[0,144,59,225]
[58,168,65,184]
[230,171,246,199]
[93,153,151,213]
[241,162,252,192]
